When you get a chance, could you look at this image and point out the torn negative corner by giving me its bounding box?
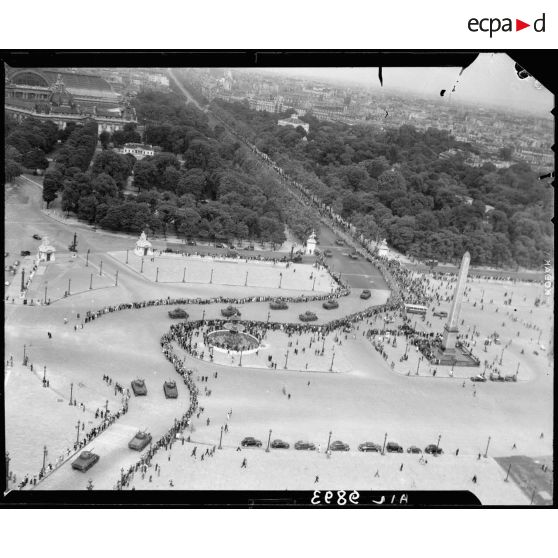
[538,171,555,182]
[515,63,531,80]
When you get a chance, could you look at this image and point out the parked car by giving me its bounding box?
[270,300,289,310]
[32,234,42,240]
[335,239,344,246]
[215,242,228,249]
[360,289,372,300]
[425,444,443,455]
[128,431,152,451]
[322,299,339,310]
[163,380,178,399]
[241,437,262,448]
[247,245,255,251]
[131,379,147,396]
[386,442,404,453]
[330,440,350,452]
[433,311,448,318]
[349,253,359,260]
[294,441,316,451]
[221,305,241,318]
[168,308,189,319]
[20,250,31,257]
[407,445,423,454]
[470,375,487,382]
[270,439,290,449]
[358,442,381,452]
[292,254,302,263]
[187,240,197,246]
[323,249,333,257]
[71,451,100,472]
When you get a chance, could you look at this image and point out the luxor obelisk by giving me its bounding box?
[441,251,471,353]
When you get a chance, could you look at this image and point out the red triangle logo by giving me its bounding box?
[516,19,530,31]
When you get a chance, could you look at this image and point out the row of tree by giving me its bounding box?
[215,100,553,268]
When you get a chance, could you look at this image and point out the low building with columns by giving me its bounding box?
[37,237,56,262]
[134,231,154,257]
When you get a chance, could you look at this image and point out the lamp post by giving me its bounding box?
[182,267,186,283]
[239,350,243,367]
[99,260,103,276]
[435,434,442,456]
[69,383,74,406]
[416,358,421,375]
[23,344,27,365]
[105,399,109,415]
[329,350,335,372]
[499,346,505,366]
[44,281,48,304]
[42,445,48,477]
[484,436,491,458]
[382,432,388,455]
[322,336,326,354]
[67,277,71,296]
[279,272,282,289]
[115,270,118,287]
[245,271,248,286]
[210,268,213,284]
[202,309,206,322]
[125,250,128,265]
[266,429,272,452]
[267,310,270,323]
[219,426,223,449]
[155,267,159,282]
[504,462,511,482]
[312,276,316,291]
[43,365,47,386]
[326,431,332,453]
[140,259,144,273]
[76,420,81,446]
[284,350,289,369]
[21,268,25,292]
[86,249,90,267]
[515,362,520,381]
[89,273,93,290]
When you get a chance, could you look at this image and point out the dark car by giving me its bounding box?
[433,311,448,318]
[215,242,227,249]
[322,299,339,310]
[270,300,289,310]
[187,240,197,246]
[330,440,350,452]
[32,234,42,240]
[470,375,487,383]
[128,431,152,451]
[163,380,178,399]
[425,444,443,455]
[386,442,404,453]
[292,254,302,263]
[489,373,505,382]
[221,305,241,318]
[241,437,262,448]
[270,439,290,449]
[299,311,318,322]
[335,239,344,246]
[294,441,316,451]
[247,245,255,251]
[168,307,189,319]
[323,250,333,257]
[407,445,423,454]
[131,379,147,396]
[20,250,31,257]
[71,450,100,472]
[360,289,371,300]
[349,253,359,260]
[358,442,381,453]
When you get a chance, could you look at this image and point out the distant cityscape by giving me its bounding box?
[181,68,554,171]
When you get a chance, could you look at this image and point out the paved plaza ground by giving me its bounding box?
[4,177,554,504]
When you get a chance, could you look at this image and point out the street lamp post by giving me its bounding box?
[322,336,326,354]
[239,350,243,367]
[499,346,505,365]
[267,310,270,323]
[435,434,442,456]
[182,267,186,283]
[115,270,118,287]
[21,268,25,292]
[326,431,332,453]
[329,350,335,372]
[210,268,213,284]
[44,281,48,304]
[99,260,103,276]
[105,400,109,414]
[86,249,90,267]
[279,273,282,289]
[312,276,316,291]
[155,267,159,282]
[76,420,81,446]
[89,273,93,290]
[67,277,71,296]
[504,462,511,482]
[245,271,248,286]
[515,362,520,381]
[69,383,74,406]
[140,259,144,274]
[43,365,47,386]
[382,432,388,455]
[219,426,223,450]
[125,250,128,265]
[266,429,272,452]
[23,344,27,365]
[416,358,421,375]
[484,436,491,458]
[202,309,206,322]
[284,350,289,369]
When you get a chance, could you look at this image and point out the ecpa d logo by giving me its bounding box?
[468,13,546,37]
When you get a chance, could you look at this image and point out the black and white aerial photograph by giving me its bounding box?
[2,52,554,507]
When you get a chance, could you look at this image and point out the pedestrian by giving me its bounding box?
[241,458,247,469]
[314,475,319,483]
[455,448,459,457]
[477,453,481,460]
[512,443,516,449]
[374,469,380,478]
[472,475,477,484]
[400,463,404,471]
